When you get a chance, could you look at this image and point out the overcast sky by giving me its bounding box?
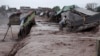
[0,0,100,9]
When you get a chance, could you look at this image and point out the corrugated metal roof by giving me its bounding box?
[74,7,98,16]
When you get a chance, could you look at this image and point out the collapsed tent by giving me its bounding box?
[18,11,36,40]
[59,5,100,32]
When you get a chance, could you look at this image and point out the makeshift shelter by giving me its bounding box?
[59,5,100,31]
[8,12,21,25]
[2,12,22,41]
[18,11,36,40]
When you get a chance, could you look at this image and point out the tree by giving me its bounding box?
[52,6,60,12]
[86,3,97,11]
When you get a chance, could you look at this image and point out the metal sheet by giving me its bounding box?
[74,7,98,16]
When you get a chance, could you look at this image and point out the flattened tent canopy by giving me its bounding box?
[56,5,75,15]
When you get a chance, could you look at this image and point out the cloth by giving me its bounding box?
[18,12,35,39]
[23,12,35,27]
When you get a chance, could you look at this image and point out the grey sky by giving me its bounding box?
[0,0,100,9]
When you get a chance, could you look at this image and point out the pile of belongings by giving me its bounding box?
[59,5,100,32]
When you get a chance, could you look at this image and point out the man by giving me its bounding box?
[18,11,36,40]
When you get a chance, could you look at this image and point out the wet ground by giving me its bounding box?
[0,16,99,56]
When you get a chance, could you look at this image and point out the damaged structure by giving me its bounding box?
[59,5,100,32]
[18,11,36,40]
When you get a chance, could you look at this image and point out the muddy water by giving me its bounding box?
[34,22,59,31]
[15,16,97,56]
[0,16,98,56]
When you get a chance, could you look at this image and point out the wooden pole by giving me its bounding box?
[2,26,10,41]
[10,26,13,39]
